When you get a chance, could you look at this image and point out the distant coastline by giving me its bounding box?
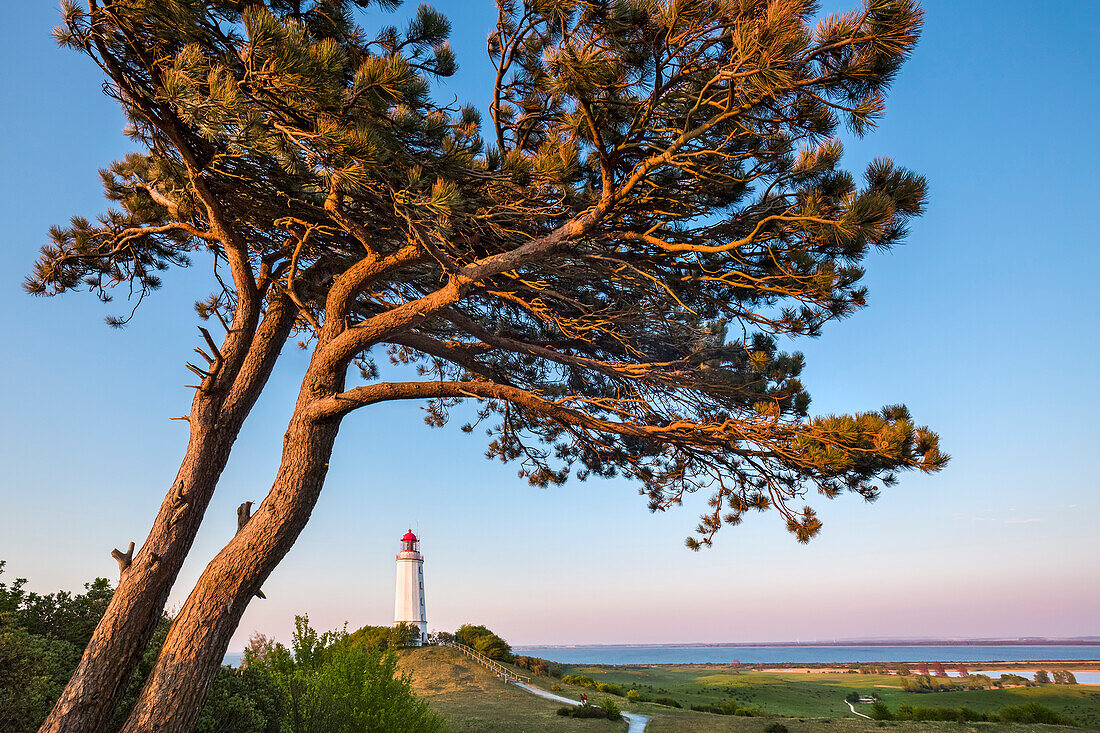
[518,639,1100,648]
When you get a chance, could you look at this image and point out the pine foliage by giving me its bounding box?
[32,0,946,547]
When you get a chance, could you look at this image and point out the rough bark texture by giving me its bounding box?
[38,298,296,733]
[120,369,344,733]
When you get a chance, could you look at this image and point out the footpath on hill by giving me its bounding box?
[515,681,650,732]
[399,645,649,731]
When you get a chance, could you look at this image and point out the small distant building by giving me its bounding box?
[394,529,427,645]
[858,696,878,704]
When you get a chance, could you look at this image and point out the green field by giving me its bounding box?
[535,664,1100,730]
[398,648,1100,731]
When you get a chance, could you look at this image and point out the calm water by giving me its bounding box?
[510,645,1100,666]
[222,645,1100,669]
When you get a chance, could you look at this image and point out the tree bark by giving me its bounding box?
[39,298,296,733]
[119,370,345,732]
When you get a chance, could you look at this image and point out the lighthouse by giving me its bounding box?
[394,529,427,645]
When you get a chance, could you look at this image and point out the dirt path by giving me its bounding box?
[515,682,650,732]
[846,700,871,719]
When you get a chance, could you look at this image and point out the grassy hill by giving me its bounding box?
[396,646,622,732]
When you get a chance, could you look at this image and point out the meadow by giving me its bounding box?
[542,665,1100,729]
[397,647,1100,731]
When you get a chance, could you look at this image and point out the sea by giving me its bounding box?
[509,645,1100,666]
[223,644,1100,670]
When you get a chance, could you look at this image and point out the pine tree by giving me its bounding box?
[32,1,945,729]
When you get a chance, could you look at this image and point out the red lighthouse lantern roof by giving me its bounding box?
[401,529,418,542]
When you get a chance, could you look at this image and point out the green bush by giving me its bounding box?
[876,701,1077,727]
[0,624,80,732]
[690,701,761,716]
[0,562,287,733]
[0,562,177,733]
[454,624,513,662]
[253,615,445,733]
[595,681,624,696]
[652,696,682,708]
[996,702,1078,726]
[763,724,789,733]
[346,623,420,652]
[513,656,551,676]
[895,702,985,722]
[626,689,643,702]
[195,666,284,733]
[601,697,623,721]
[997,673,1030,687]
[868,701,893,720]
[558,704,612,719]
[561,673,597,689]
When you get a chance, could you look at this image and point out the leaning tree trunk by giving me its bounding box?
[39,299,296,733]
[119,379,345,733]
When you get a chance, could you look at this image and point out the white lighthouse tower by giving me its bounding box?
[394,529,427,645]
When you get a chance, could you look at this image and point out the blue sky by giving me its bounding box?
[0,1,1097,649]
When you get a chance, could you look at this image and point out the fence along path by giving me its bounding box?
[436,640,531,684]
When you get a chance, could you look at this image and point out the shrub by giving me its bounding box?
[727,703,762,717]
[454,624,513,662]
[844,691,860,703]
[997,673,1029,687]
[551,685,561,691]
[764,724,789,733]
[996,702,1077,726]
[255,616,445,733]
[558,704,612,719]
[868,701,893,720]
[513,655,551,676]
[196,666,284,733]
[346,623,419,652]
[895,702,987,722]
[601,697,623,721]
[561,674,597,689]
[626,689,643,702]
[652,696,681,708]
[595,682,624,696]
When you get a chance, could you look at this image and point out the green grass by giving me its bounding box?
[397,650,1099,732]
[536,665,1100,729]
[397,646,622,732]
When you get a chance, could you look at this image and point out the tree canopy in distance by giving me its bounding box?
[29,0,947,730]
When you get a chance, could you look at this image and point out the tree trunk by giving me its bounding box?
[119,383,344,732]
[39,300,296,733]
